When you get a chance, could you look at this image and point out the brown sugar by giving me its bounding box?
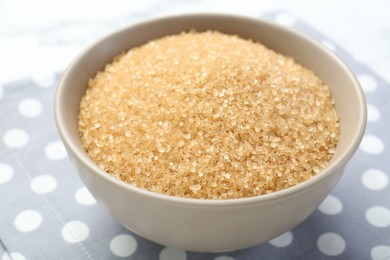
[78,31,339,199]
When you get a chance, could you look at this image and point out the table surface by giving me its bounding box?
[0,1,389,260]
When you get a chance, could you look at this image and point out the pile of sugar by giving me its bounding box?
[78,31,339,199]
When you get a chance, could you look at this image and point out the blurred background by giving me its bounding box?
[0,0,389,84]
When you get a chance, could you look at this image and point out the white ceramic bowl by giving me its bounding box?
[54,14,366,252]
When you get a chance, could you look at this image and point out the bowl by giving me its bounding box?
[54,14,366,252]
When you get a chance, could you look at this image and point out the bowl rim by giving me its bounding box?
[55,13,367,207]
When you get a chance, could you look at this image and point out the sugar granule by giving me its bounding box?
[78,31,339,199]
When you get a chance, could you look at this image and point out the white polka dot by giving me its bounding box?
[321,40,336,51]
[31,174,57,194]
[2,252,26,260]
[62,221,90,243]
[268,231,293,247]
[3,129,29,148]
[44,141,67,160]
[18,98,43,118]
[371,245,390,260]
[362,169,388,190]
[14,210,42,232]
[367,104,381,123]
[274,13,297,27]
[360,135,384,154]
[317,233,346,256]
[159,248,187,260]
[110,234,137,257]
[318,195,343,215]
[75,186,96,205]
[365,206,390,228]
[32,73,56,88]
[358,74,378,93]
[214,257,235,260]
[0,163,14,184]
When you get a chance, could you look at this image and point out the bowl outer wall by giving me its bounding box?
[55,14,366,252]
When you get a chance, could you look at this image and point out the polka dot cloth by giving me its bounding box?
[44,141,68,161]
[318,195,343,215]
[30,174,57,194]
[159,248,187,260]
[61,221,90,244]
[14,210,43,233]
[3,129,29,149]
[0,84,4,99]
[268,231,293,247]
[0,163,14,184]
[2,252,26,260]
[0,11,389,259]
[18,98,43,118]
[110,234,137,257]
[74,186,97,206]
[317,233,346,256]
